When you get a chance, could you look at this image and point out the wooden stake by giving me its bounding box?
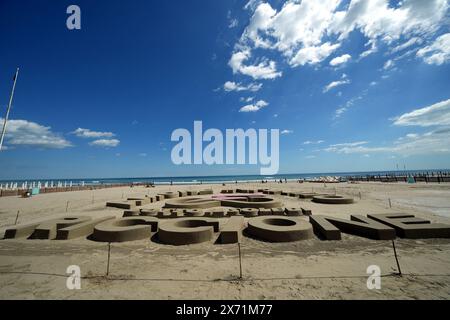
[238,242,243,279]
[391,240,402,276]
[106,242,111,276]
[14,210,19,225]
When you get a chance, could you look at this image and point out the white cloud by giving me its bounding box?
[239,100,269,112]
[229,19,239,28]
[244,0,261,11]
[290,42,340,67]
[323,73,350,93]
[359,40,378,58]
[324,141,368,152]
[305,155,316,159]
[392,98,450,127]
[230,0,448,76]
[138,153,148,157]
[281,129,293,134]
[0,118,72,149]
[324,129,450,156]
[383,59,395,70]
[417,33,450,65]
[334,93,365,118]
[240,96,255,102]
[224,81,262,92]
[330,54,351,66]
[391,37,423,53]
[229,49,282,80]
[303,140,324,145]
[72,128,115,139]
[89,139,120,148]
[330,0,447,43]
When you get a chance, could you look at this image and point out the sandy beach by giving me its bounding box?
[0,181,449,300]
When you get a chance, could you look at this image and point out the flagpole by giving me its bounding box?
[0,68,19,151]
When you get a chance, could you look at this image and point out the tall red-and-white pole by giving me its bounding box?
[0,68,19,151]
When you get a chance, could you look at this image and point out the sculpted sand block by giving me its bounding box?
[184,209,204,217]
[368,213,450,238]
[92,216,158,242]
[31,216,92,239]
[240,208,259,217]
[127,197,151,206]
[309,215,396,240]
[56,216,115,240]
[271,208,285,216]
[106,201,136,209]
[284,208,302,216]
[165,197,221,209]
[158,217,219,245]
[247,216,314,242]
[312,195,354,204]
[258,208,272,216]
[4,222,43,239]
[220,216,245,243]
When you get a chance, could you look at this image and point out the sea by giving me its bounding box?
[1,170,448,186]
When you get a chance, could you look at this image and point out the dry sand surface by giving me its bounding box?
[0,181,449,299]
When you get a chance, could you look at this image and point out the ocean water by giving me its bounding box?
[1,170,448,186]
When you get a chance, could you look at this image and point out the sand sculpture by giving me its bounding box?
[4,212,450,243]
[4,189,450,245]
[312,195,354,204]
[220,216,245,244]
[309,215,396,240]
[367,213,450,238]
[247,216,314,242]
[92,216,158,242]
[165,194,282,209]
[158,217,219,245]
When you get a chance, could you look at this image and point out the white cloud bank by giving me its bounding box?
[0,118,72,149]
[416,33,450,65]
[324,129,450,156]
[328,98,450,156]
[392,98,450,127]
[229,0,448,79]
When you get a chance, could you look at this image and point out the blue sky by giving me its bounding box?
[0,0,449,179]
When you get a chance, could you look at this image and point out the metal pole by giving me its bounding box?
[0,68,19,151]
